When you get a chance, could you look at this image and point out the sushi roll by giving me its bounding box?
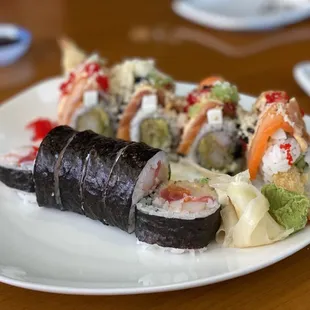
[33,126,170,233]
[117,84,183,154]
[253,90,289,115]
[0,146,37,192]
[236,106,257,149]
[57,54,117,136]
[177,79,244,175]
[135,180,221,251]
[247,97,310,194]
[109,58,175,108]
[34,126,77,209]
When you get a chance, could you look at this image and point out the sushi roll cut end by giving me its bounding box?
[0,146,37,193]
[135,180,221,251]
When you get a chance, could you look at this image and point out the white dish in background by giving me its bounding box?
[0,77,309,295]
[293,61,310,96]
[172,0,310,31]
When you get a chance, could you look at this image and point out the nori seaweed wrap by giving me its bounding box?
[135,180,221,250]
[58,130,102,215]
[81,137,130,223]
[0,146,38,193]
[33,125,170,233]
[33,126,76,209]
[103,141,169,232]
[0,164,34,192]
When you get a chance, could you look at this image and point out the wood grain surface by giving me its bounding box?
[1,1,310,309]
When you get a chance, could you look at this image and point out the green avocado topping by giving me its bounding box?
[148,70,174,89]
[262,183,310,232]
[210,82,239,104]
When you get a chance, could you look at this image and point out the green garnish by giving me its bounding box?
[210,82,239,104]
[199,177,210,184]
[149,70,174,89]
[262,183,310,232]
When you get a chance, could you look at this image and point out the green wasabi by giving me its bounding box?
[210,82,239,104]
[262,183,310,232]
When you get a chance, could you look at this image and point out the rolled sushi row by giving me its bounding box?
[56,40,253,175]
[0,126,222,250]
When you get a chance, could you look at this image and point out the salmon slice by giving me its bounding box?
[116,88,156,141]
[247,104,294,180]
[177,101,221,155]
[58,77,99,125]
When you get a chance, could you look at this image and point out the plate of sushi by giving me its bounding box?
[0,37,309,295]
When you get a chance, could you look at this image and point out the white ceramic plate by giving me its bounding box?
[0,77,310,295]
[172,0,310,31]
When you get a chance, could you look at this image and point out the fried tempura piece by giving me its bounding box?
[272,166,307,194]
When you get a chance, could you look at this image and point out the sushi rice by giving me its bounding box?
[137,181,219,220]
[261,129,301,183]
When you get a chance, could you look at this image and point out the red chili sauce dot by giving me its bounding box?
[265,91,289,104]
[26,118,58,142]
[280,143,293,166]
[84,63,100,76]
[96,75,109,91]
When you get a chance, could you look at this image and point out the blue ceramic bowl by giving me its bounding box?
[0,24,32,67]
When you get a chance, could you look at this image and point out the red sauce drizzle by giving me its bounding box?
[60,62,109,96]
[185,88,210,112]
[26,118,58,142]
[84,63,100,75]
[17,146,39,165]
[280,143,293,165]
[96,75,109,91]
[265,91,289,104]
[60,72,76,96]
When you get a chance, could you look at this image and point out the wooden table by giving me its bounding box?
[1,1,310,309]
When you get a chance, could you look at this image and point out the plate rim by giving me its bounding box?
[0,77,309,295]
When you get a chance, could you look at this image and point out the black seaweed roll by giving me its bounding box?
[0,146,36,192]
[135,180,221,251]
[33,126,76,209]
[103,142,170,233]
